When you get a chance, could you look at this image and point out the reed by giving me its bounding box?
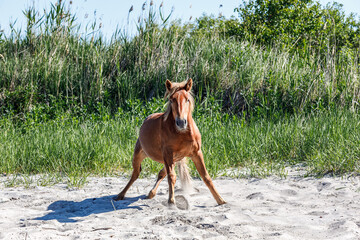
[1,1,359,117]
[0,1,359,186]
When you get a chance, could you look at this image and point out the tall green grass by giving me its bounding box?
[1,2,359,117]
[1,100,359,181]
[0,2,359,186]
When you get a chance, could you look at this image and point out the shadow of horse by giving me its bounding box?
[34,195,147,223]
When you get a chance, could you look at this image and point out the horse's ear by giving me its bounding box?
[185,78,193,92]
[165,79,172,91]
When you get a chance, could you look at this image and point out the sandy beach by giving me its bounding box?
[0,170,359,240]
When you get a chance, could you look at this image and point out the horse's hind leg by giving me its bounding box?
[115,140,146,201]
[147,167,167,199]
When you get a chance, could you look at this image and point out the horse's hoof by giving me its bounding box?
[168,198,176,205]
[114,194,124,201]
[167,201,177,210]
[147,191,156,199]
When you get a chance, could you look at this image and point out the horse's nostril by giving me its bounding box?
[184,119,187,125]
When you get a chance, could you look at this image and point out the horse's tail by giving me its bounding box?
[176,158,193,193]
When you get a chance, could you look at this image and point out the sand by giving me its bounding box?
[0,170,360,240]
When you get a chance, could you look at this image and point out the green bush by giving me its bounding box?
[195,0,360,52]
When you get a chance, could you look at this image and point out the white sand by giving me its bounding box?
[0,171,360,239]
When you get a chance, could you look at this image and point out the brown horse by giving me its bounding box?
[115,78,226,205]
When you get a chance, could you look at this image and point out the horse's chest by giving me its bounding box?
[171,138,197,157]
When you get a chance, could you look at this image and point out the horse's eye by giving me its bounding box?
[186,99,190,103]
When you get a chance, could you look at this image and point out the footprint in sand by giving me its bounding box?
[280,189,298,196]
[307,211,328,216]
[328,220,346,230]
[161,195,189,210]
[317,182,331,192]
[175,195,189,210]
[246,192,264,200]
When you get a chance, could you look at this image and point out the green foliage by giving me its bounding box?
[235,0,324,48]
[0,1,360,183]
[235,0,360,51]
[195,0,360,52]
[192,15,242,40]
[1,1,360,120]
[1,106,359,180]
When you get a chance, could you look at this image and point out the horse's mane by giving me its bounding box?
[164,80,194,121]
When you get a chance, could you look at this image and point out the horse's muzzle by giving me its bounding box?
[175,118,187,130]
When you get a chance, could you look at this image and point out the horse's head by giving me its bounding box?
[164,78,194,132]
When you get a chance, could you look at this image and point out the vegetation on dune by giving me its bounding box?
[1,104,360,181]
[1,0,360,117]
[0,0,360,183]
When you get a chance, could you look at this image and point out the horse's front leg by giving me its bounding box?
[163,149,176,205]
[191,150,226,205]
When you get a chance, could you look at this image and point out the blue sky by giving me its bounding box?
[1,0,359,39]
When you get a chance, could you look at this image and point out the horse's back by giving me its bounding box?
[138,113,164,162]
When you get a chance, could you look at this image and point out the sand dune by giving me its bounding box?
[0,172,359,239]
